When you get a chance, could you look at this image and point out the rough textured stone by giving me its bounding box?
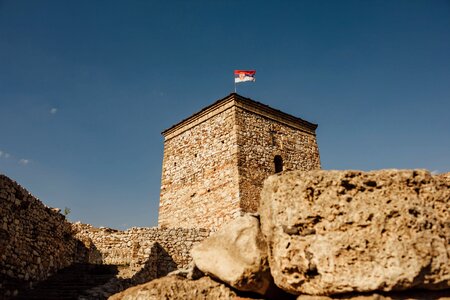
[159,93,320,230]
[0,175,87,296]
[73,223,210,273]
[108,275,251,300]
[167,260,204,280]
[191,215,272,295]
[260,170,450,295]
[296,291,450,300]
[0,173,211,297]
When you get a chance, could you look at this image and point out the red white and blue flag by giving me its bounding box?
[234,70,256,83]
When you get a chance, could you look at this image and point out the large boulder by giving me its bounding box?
[260,170,450,295]
[191,215,276,296]
[108,275,244,300]
[296,289,450,300]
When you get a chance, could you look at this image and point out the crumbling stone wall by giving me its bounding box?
[159,93,321,230]
[81,241,161,299]
[0,175,86,297]
[73,223,210,276]
[0,174,210,297]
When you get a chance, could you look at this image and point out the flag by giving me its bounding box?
[234,70,256,83]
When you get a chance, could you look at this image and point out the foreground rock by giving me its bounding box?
[108,275,258,300]
[260,170,450,295]
[191,215,278,297]
[108,275,450,300]
[296,289,450,300]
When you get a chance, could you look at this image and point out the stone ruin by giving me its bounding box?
[112,170,450,299]
[1,93,322,298]
[2,93,448,299]
[0,174,209,298]
[159,93,321,230]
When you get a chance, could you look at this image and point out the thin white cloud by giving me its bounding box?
[0,150,10,159]
[50,108,58,114]
[19,159,30,165]
[431,170,440,175]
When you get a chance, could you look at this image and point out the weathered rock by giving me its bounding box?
[168,260,204,280]
[191,215,275,296]
[108,275,249,300]
[296,289,450,300]
[260,170,450,295]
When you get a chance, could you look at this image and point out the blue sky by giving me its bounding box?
[1,1,449,229]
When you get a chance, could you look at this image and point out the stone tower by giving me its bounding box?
[158,93,320,229]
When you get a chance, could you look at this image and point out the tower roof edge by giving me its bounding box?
[161,93,318,138]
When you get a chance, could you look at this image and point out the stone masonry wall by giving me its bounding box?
[1,173,210,297]
[73,223,210,277]
[159,106,241,229]
[159,94,321,230]
[235,107,321,212]
[0,175,86,297]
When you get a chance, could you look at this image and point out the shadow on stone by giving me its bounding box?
[75,242,179,299]
[10,237,107,300]
[120,242,178,287]
[14,263,119,300]
[154,243,178,277]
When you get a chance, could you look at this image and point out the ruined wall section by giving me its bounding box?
[0,173,211,297]
[235,107,321,212]
[159,106,241,229]
[0,175,86,297]
[73,224,210,276]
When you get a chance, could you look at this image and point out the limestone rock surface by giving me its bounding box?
[260,170,450,295]
[167,260,204,280]
[296,290,450,300]
[191,215,273,296]
[108,275,251,300]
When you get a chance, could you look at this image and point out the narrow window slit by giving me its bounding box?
[274,155,283,173]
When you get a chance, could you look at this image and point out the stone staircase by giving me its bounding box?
[15,263,119,300]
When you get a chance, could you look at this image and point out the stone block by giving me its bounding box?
[260,170,450,295]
